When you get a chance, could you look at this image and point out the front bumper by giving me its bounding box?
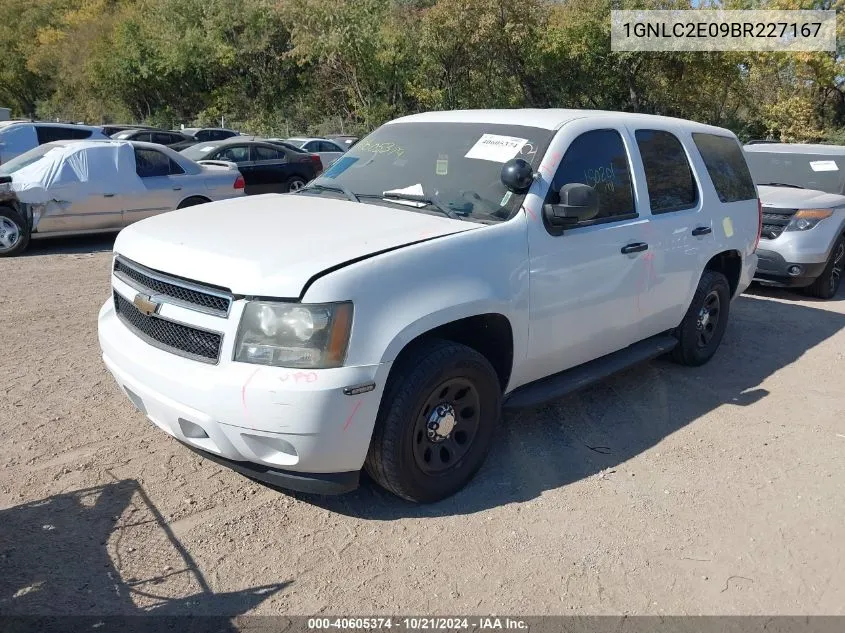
[98,297,390,489]
[754,248,827,288]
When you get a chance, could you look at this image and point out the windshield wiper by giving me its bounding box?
[299,182,359,203]
[373,192,461,220]
[758,182,805,189]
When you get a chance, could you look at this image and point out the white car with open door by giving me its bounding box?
[98,110,760,502]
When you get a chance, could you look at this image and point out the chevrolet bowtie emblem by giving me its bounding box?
[133,293,160,316]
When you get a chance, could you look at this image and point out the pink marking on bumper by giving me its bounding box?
[343,400,363,432]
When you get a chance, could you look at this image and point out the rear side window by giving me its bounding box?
[635,130,698,213]
[547,129,636,223]
[692,133,756,203]
[135,148,183,177]
[36,126,90,144]
[152,132,177,145]
[215,146,249,163]
[252,146,282,161]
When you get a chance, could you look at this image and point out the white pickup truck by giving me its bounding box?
[98,109,760,503]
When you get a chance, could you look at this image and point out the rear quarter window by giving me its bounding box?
[692,133,756,203]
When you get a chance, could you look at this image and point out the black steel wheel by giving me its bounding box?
[411,377,481,475]
[671,270,731,366]
[695,290,721,349]
[365,339,501,503]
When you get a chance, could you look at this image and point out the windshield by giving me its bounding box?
[746,150,845,195]
[0,144,55,175]
[180,143,220,160]
[303,122,554,222]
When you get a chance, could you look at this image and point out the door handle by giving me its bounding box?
[621,242,648,254]
[103,193,115,198]
[692,226,712,236]
[172,186,182,191]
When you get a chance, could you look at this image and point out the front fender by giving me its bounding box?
[301,214,531,372]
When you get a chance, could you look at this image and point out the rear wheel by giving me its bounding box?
[285,176,307,193]
[177,196,211,209]
[671,270,731,366]
[0,206,29,257]
[365,339,501,503]
[804,236,844,299]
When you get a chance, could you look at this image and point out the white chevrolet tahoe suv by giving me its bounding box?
[98,109,760,503]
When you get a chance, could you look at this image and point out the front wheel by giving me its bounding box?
[365,339,501,503]
[671,270,731,367]
[0,206,30,257]
[804,236,844,299]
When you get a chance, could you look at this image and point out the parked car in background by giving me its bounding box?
[98,109,760,502]
[168,139,200,152]
[285,137,346,166]
[0,121,108,164]
[180,128,239,142]
[101,124,158,136]
[325,134,360,149]
[111,129,191,147]
[745,143,845,298]
[0,140,244,256]
[180,138,320,193]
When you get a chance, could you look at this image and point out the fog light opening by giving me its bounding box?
[178,418,209,439]
[787,265,803,277]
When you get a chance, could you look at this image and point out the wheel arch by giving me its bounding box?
[704,249,742,298]
[382,310,515,393]
[177,195,212,209]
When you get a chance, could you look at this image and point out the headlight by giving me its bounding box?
[234,301,353,368]
[785,209,833,232]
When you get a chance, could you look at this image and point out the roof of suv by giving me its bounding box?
[388,109,734,134]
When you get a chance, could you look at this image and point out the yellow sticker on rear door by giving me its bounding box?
[722,217,734,237]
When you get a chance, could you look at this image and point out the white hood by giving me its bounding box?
[114,194,478,297]
[757,185,845,210]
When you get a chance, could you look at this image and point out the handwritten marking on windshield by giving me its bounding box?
[356,139,405,158]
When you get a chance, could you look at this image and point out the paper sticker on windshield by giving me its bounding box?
[323,155,358,179]
[465,134,528,163]
[810,160,838,172]
[436,156,448,175]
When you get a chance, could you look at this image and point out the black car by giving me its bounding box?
[111,129,191,147]
[179,138,321,194]
[180,128,239,142]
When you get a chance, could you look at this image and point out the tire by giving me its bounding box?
[671,270,731,367]
[804,236,844,299]
[285,176,307,193]
[177,196,211,209]
[0,206,30,257]
[365,339,502,503]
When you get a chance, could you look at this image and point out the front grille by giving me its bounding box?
[760,208,796,240]
[113,256,232,317]
[114,292,222,363]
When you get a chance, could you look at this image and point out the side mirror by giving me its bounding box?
[543,183,599,228]
[500,158,534,194]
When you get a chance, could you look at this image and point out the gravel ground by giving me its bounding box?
[1,234,844,618]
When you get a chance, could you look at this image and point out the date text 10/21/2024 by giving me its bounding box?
[307,617,528,630]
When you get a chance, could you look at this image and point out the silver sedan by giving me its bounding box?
[0,140,245,256]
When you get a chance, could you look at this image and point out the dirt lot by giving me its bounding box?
[1,234,844,617]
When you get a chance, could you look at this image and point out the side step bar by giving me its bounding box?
[503,334,678,410]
